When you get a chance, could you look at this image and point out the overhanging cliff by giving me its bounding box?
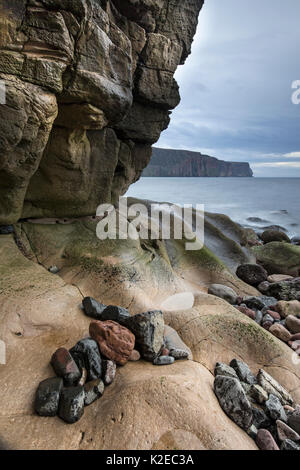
[142,148,253,177]
[0,0,204,224]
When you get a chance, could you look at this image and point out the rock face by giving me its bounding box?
[142,148,253,177]
[0,0,204,224]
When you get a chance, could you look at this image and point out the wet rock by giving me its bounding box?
[84,379,105,406]
[276,420,300,442]
[69,338,102,382]
[256,429,280,450]
[230,359,256,385]
[265,394,288,422]
[100,305,131,325]
[82,297,107,320]
[214,376,253,431]
[34,377,63,417]
[257,369,293,406]
[250,384,269,404]
[262,225,288,233]
[128,349,141,361]
[286,315,300,334]
[261,230,291,244]
[153,356,175,366]
[102,360,116,386]
[214,363,238,379]
[124,311,164,361]
[275,300,300,318]
[0,225,14,235]
[288,406,300,434]
[51,348,81,386]
[208,284,238,305]
[164,325,193,360]
[243,296,278,311]
[236,264,268,287]
[281,439,300,450]
[268,274,294,283]
[58,386,85,424]
[236,306,256,320]
[169,349,189,360]
[269,323,292,343]
[291,236,300,246]
[90,320,135,366]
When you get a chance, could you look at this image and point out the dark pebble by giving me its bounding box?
[84,379,104,406]
[153,356,175,366]
[70,338,102,382]
[82,297,107,320]
[34,377,63,417]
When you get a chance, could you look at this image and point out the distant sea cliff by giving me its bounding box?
[143,148,253,177]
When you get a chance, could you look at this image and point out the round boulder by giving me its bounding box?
[261,230,290,244]
[236,264,268,286]
[208,284,238,305]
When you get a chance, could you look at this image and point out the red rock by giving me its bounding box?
[51,348,81,386]
[256,429,279,450]
[263,321,273,331]
[269,323,292,343]
[161,348,170,356]
[266,310,281,321]
[236,306,256,320]
[128,349,141,361]
[236,297,243,305]
[291,340,300,351]
[89,320,135,366]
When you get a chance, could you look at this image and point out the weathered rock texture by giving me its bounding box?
[142,148,253,177]
[0,0,204,224]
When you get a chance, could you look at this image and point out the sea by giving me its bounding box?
[126,177,300,237]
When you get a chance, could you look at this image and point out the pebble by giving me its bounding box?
[128,349,141,361]
[276,420,300,442]
[275,300,300,318]
[90,320,135,366]
[58,386,85,424]
[84,379,105,406]
[257,369,293,406]
[230,358,256,385]
[247,425,258,440]
[252,406,271,430]
[214,376,253,431]
[82,297,107,320]
[268,275,293,283]
[269,323,292,343]
[70,337,102,382]
[281,439,300,451]
[263,314,275,325]
[102,360,117,386]
[214,362,238,379]
[265,394,287,423]
[250,384,269,404]
[48,265,60,274]
[290,333,300,342]
[208,284,238,305]
[288,406,300,434]
[236,306,256,320]
[255,311,263,324]
[244,296,278,311]
[236,264,268,287]
[286,315,300,334]
[124,311,164,362]
[258,281,270,294]
[51,348,81,386]
[0,225,14,234]
[34,377,63,417]
[100,305,131,325]
[169,348,189,360]
[256,429,279,450]
[153,356,175,366]
[262,321,273,331]
[266,310,281,321]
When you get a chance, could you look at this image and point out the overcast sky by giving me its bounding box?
[157,0,300,177]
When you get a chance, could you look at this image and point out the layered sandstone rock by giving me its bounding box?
[0,0,204,224]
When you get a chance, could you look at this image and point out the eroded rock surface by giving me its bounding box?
[0,0,204,224]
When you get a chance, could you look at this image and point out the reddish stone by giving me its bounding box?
[256,429,279,450]
[266,310,281,321]
[89,320,135,366]
[51,348,81,386]
[262,321,273,331]
[269,323,292,343]
[291,340,300,351]
[236,297,243,305]
[236,306,256,320]
[128,349,141,361]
